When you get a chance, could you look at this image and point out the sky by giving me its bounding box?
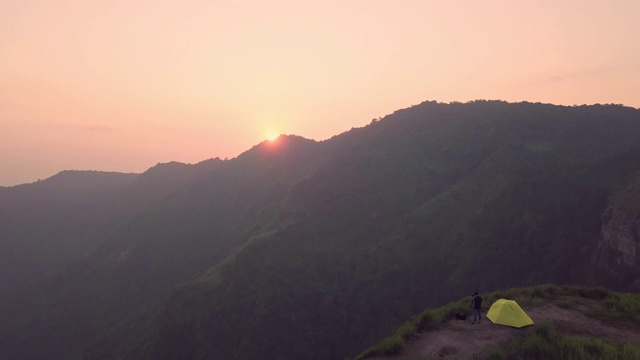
[1,0,639,186]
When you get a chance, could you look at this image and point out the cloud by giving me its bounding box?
[526,66,614,86]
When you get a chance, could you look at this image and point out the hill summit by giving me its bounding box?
[356,285,640,360]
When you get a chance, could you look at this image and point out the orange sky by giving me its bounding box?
[1,0,639,186]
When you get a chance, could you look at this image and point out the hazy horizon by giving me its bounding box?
[2,0,639,186]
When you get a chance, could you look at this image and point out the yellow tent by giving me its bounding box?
[486,299,534,328]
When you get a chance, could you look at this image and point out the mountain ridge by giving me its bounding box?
[2,100,640,360]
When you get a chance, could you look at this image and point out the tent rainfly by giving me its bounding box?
[486,299,534,328]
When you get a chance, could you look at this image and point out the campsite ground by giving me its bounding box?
[368,303,640,360]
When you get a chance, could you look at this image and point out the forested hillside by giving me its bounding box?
[1,101,639,360]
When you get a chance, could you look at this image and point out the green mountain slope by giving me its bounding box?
[130,101,640,360]
[2,101,640,360]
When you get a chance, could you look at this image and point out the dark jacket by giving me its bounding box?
[472,295,483,310]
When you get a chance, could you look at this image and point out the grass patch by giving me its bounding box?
[377,337,403,356]
[487,347,507,360]
[602,293,640,322]
[556,297,584,309]
[575,287,611,300]
[581,291,640,328]
[504,322,640,360]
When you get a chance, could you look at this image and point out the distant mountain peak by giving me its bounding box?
[237,134,318,159]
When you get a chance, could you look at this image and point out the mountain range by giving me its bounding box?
[1,100,640,359]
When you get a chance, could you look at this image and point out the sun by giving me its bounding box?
[266,132,279,141]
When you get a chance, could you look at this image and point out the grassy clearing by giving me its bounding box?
[494,321,640,360]
[354,284,640,359]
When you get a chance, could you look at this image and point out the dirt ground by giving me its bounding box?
[369,304,640,360]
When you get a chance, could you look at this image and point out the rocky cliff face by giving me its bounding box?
[594,177,640,289]
[601,207,640,267]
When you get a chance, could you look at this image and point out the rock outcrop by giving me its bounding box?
[594,176,640,289]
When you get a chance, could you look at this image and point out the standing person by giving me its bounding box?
[470,292,483,324]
